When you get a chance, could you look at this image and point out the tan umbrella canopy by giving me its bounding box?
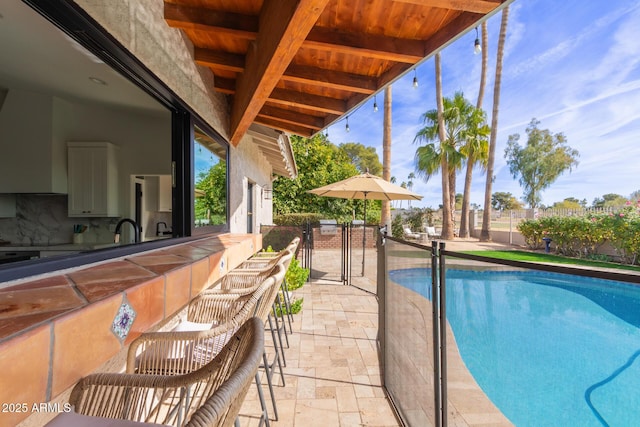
[308,172,423,201]
[309,172,423,275]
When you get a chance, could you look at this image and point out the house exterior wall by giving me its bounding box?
[228,141,274,233]
[73,0,276,232]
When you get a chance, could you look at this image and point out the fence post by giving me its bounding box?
[376,227,386,383]
[438,242,448,427]
[431,241,442,427]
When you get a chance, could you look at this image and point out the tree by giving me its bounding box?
[491,192,523,211]
[459,20,490,239]
[481,5,509,242]
[398,182,408,210]
[381,86,393,231]
[195,160,226,225]
[407,172,415,208]
[552,198,582,209]
[415,90,479,239]
[458,104,490,237]
[339,142,382,175]
[273,134,361,220]
[593,193,627,208]
[505,119,579,208]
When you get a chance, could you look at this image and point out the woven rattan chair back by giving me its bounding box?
[69,317,264,427]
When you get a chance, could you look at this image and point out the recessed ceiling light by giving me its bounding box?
[89,77,107,85]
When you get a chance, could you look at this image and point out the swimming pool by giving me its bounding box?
[389,268,640,427]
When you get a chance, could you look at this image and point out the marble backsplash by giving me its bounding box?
[0,194,119,245]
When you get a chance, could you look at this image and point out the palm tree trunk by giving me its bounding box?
[460,21,488,239]
[436,53,453,240]
[459,154,474,237]
[481,6,509,241]
[381,86,392,231]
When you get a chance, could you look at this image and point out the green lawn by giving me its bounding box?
[461,250,640,272]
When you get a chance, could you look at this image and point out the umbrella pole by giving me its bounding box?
[362,195,367,276]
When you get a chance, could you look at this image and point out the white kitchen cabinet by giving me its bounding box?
[67,142,119,217]
[158,174,172,212]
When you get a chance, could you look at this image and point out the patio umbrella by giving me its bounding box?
[308,172,423,275]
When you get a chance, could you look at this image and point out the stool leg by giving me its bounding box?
[261,351,278,421]
[281,280,294,333]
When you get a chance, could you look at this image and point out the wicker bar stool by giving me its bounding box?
[126,280,273,427]
[46,318,264,427]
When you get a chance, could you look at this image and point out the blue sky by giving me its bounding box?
[324,0,640,208]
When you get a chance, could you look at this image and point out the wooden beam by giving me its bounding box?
[254,116,315,137]
[194,48,245,73]
[269,88,346,115]
[202,51,376,94]
[230,0,330,146]
[283,64,375,94]
[392,0,502,14]
[304,27,426,63]
[165,1,428,65]
[258,105,325,130]
[377,12,483,87]
[164,2,257,39]
[213,76,236,94]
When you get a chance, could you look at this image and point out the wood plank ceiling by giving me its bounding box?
[165,0,507,147]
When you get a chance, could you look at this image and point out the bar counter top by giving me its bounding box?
[0,233,260,427]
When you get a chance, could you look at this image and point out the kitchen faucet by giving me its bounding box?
[114,218,141,243]
[156,221,171,236]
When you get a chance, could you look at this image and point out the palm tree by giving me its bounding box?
[415,91,478,239]
[460,21,490,239]
[481,6,510,241]
[390,176,397,208]
[458,108,490,237]
[381,86,393,231]
[407,172,415,209]
[398,182,407,210]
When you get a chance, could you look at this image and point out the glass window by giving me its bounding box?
[194,126,228,229]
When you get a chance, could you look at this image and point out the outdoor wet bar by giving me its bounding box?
[0,233,260,426]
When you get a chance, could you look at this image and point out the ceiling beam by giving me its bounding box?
[254,116,315,137]
[198,48,375,94]
[258,105,325,130]
[392,0,502,14]
[283,64,375,94]
[194,48,244,73]
[165,2,427,64]
[377,12,483,88]
[213,76,235,94]
[270,88,346,115]
[304,27,426,63]
[164,2,257,40]
[229,0,330,146]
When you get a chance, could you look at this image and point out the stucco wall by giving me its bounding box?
[229,138,274,233]
[73,0,229,140]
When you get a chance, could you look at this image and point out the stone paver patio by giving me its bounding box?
[238,278,400,427]
[238,239,519,427]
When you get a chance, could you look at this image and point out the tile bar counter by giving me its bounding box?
[0,233,261,427]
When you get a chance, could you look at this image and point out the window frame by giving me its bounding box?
[0,1,230,283]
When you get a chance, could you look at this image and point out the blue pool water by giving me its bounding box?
[389,268,640,427]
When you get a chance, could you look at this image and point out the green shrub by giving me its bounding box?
[286,257,309,291]
[260,226,302,253]
[517,203,640,264]
[391,214,404,238]
[274,297,304,316]
[274,213,324,225]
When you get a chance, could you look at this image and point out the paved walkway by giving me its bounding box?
[238,279,400,426]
